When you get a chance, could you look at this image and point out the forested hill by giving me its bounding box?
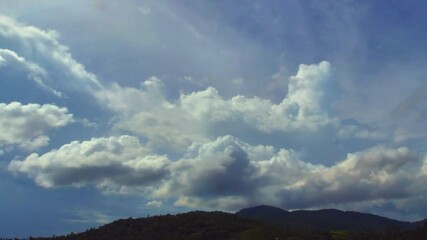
[22,206,427,240]
[33,211,281,240]
[236,205,414,231]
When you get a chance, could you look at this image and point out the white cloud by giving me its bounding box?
[0,13,387,160]
[165,140,423,211]
[183,75,209,86]
[95,61,341,153]
[116,111,206,153]
[18,136,50,151]
[138,6,152,15]
[179,61,338,132]
[8,135,170,192]
[276,146,418,209]
[0,14,115,143]
[96,77,207,152]
[0,14,369,158]
[146,200,162,208]
[284,61,335,116]
[95,77,169,116]
[12,133,425,212]
[338,125,386,140]
[0,15,101,100]
[0,49,62,97]
[65,208,112,224]
[0,102,72,151]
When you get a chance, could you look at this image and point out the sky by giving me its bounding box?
[1,0,427,237]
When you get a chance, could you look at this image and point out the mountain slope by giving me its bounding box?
[236,205,290,223]
[30,206,427,240]
[236,205,413,231]
[36,211,282,240]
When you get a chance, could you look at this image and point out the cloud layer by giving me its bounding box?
[9,134,427,212]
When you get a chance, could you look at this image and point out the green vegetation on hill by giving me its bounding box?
[11,206,427,240]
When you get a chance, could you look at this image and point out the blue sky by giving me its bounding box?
[1,0,427,237]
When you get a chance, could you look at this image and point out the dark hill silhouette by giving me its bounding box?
[236,205,413,231]
[34,211,282,240]
[28,205,427,240]
[236,205,289,223]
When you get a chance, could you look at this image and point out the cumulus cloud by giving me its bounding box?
[96,77,207,152]
[95,77,167,116]
[9,135,170,193]
[95,61,343,153]
[116,111,206,153]
[0,102,73,151]
[158,137,422,210]
[90,60,394,167]
[179,61,338,132]
[276,146,418,209]
[10,134,427,211]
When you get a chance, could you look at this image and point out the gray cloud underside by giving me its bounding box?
[9,135,427,211]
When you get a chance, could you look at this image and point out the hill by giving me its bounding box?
[33,211,284,240]
[236,205,413,231]
[27,205,427,240]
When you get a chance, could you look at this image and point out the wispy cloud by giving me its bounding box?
[64,208,113,225]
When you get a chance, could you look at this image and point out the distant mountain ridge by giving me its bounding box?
[236,205,415,231]
[28,205,427,240]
